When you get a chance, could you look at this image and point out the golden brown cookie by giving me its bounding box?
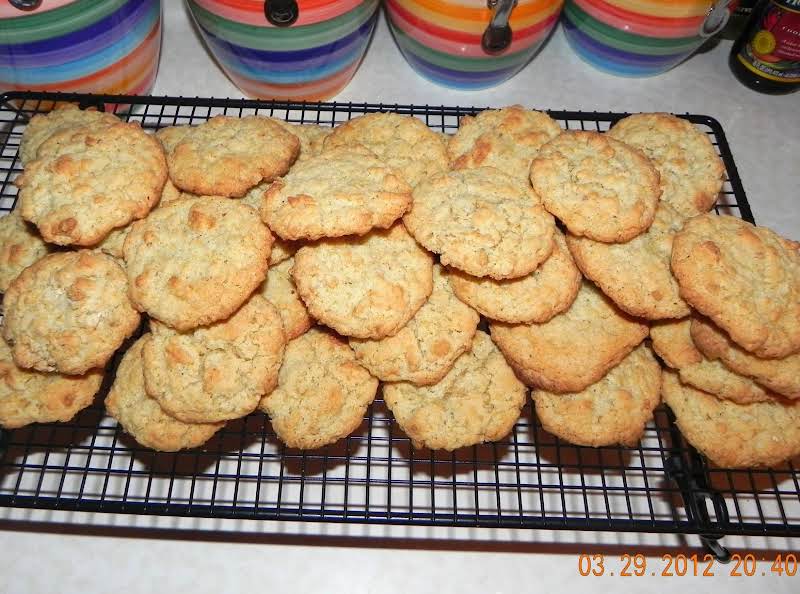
[159,116,299,197]
[608,113,724,217]
[257,257,313,341]
[323,112,448,187]
[273,120,330,163]
[532,343,661,447]
[403,167,555,279]
[260,328,378,449]
[490,281,648,393]
[292,224,434,339]
[566,202,690,319]
[447,106,562,182]
[240,182,301,262]
[19,104,119,165]
[143,295,285,424]
[261,147,412,240]
[0,209,50,292]
[383,331,527,451]
[0,334,102,429]
[105,336,223,452]
[662,370,800,468]
[650,318,774,405]
[18,122,167,246]
[123,197,271,331]
[95,179,195,264]
[350,265,480,385]
[447,230,581,324]
[691,316,800,400]
[671,214,800,358]
[529,131,660,243]
[2,251,139,374]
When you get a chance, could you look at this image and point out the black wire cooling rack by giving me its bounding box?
[0,91,794,559]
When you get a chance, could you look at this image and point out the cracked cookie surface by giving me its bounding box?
[106,336,224,451]
[2,250,139,374]
[19,122,167,246]
[143,295,286,423]
[260,328,378,449]
[292,224,433,339]
[404,167,554,279]
[383,331,527,451]
[530,131,660,243]
[447,106,561,182]
[532,343,661,447]
[123,197,271,331]
[608,113,724,217]
[350,265,480,385]
[671,214,800,358]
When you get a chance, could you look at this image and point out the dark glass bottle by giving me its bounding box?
[729,0,800,94]
[721,1,759,40]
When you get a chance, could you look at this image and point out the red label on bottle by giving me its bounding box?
[738,0,800,82]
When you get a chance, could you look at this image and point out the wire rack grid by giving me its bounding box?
[0,92,795,555]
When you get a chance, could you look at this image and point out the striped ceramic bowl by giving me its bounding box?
[385,0,564,90]
[562,0,733,76]
[0,0,162,101]
[186,0,380,101]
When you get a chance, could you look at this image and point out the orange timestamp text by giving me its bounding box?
[577,552,798,577]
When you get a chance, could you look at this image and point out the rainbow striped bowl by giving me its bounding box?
[186,0,380,101]
[562,0,732,76]
[0,0,162,102]
[385,0,564,90]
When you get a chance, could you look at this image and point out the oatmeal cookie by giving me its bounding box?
[404,167,554,279]
[530,131,660,242]
[2,251,139,374]
[292,224,434,339]
[123,197,271,331]
[18,122,167,246]
[490,281,648,393]
[350,265,480,385]
[106,336,224,451]
[671,214,800,358]
[532,344,661,447]
[143,295,285,423]
[260,328,378,449]
[383,331,527,451]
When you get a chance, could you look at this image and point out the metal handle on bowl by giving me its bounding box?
[700,0,732,38]
[264,0,299,27]
[8,0,42,11]
[482,0,518,55]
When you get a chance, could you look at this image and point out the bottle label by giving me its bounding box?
[737,0,800,82]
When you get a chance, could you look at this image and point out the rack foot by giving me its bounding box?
[700,535,731,562]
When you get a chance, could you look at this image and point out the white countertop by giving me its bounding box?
[1,4,798,593]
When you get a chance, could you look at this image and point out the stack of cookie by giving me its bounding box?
[0,104,797,469]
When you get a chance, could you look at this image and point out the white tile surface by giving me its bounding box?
[2,3,799,593]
